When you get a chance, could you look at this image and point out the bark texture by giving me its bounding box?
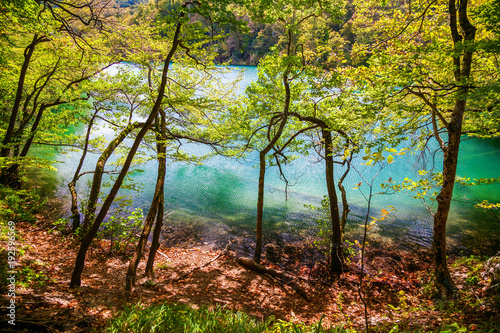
[432,0,476,297]
[126,112,167,292]
[254,74,290,263]
[323,129,344,274]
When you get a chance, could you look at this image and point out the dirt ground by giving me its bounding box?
[0,220,499,332]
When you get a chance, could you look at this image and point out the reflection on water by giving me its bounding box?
[48,66,499,255]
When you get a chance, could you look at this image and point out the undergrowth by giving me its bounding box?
[105,302,351,333]
[105,302,484,333]
[0,184,45,223]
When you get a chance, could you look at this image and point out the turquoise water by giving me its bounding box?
[53,65,500,253]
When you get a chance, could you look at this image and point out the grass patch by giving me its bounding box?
[105,302,351,333]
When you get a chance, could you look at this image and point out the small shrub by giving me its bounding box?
[156,262,172,270]
[0,185,46,223]
[306,197,356,267]
[18,266,49,288]
[98,207,144,253]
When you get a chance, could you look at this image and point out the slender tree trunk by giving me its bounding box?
[254,151,267,263]
[126,113,167,292]
[323,129,343,275]
[1,34,42,159]
[338,158,351,234]
[81,122,141,234]
[287,112,352,266]
[0,58,91,185]
[125,161,166,292]
[145,198,164,280]
[70,19,184,288]
[432,0,476,297]
[68,111,97,233]
[68,183,80,232]
[145,111,167,280]
[0,35,44,188]
[254,72,291,263]
[433,130,460,296]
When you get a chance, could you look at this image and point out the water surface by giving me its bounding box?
[52,65,500,254]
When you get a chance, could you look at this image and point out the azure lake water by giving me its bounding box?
[54,65,499,254]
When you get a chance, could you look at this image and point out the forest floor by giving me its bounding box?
[1,217,499,333]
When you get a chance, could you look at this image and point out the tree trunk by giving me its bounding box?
[145,199,164,280]
[0,103,50,184]
[145,111,167,280]
[1,34,42,159]
[81,122,141,235]
[286,113,352,271]
[0,34,46,188]
[254,70,291,263]
[323,129,343,275]
[433,143,459,297]
[125,191,161,292]
[254,151,267,263]
[432,0,476,297]
[68,111,97,233]
[70,19,184,288]
[338,157,351,234]
[68,182,81,232]
[126,113,167,292]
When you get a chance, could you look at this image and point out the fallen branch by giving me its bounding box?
[236,257,309,301]
[174,240,232,282]
[156,250,169,260]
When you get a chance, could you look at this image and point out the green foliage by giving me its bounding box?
[384,322,469,333]
[50,218,69,233]
[0,184,45,223]
[388,171,500,216]
[106,302,352,333]
[454,255,485,287]
[0,0,115,187]
[472,0,500,52]
[349,0,500,149]
[155,262,172,270]
[18,264,49,288]
[98,207,144,253]
[305,196,332,257]
[269,316,349,333]
[106,302,267,333]
[306,197,359,265]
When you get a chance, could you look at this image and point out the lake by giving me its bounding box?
[53,65,500,255]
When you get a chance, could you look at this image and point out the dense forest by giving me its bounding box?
[1,0,499,332]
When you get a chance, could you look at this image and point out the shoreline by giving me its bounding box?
[1,219,498,332]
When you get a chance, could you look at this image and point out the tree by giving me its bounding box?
[0,0,114,186]
[124,59,237,293]
[233,1,354,269]
[69,0,245,289]
[351,0,500,297]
